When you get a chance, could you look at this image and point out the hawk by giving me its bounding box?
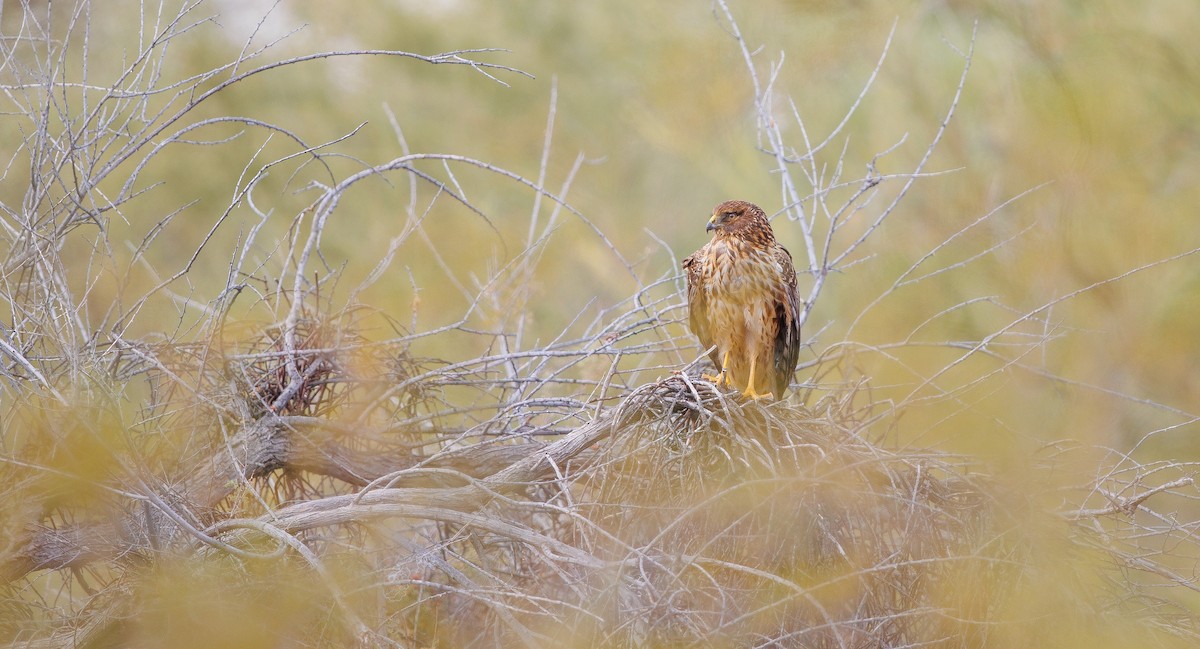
[683,200,802,400]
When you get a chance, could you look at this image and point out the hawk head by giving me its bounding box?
[705,200,771,239]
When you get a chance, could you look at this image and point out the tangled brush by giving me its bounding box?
[372,374,1016,647]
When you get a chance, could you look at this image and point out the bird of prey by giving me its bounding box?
[683,200,802,400]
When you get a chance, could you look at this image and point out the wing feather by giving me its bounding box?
[770,243,802,397]
[683,250,720,367]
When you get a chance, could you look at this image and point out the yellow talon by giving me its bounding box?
[739,356,774,401]
[740,387,774,401]
[702,350,732,388]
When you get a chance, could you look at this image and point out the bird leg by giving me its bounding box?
[702,351,732,388]
[740,356,774,401]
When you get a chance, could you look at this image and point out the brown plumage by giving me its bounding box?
[682,200,802,400]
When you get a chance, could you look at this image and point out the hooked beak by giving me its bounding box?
[706,217,718,233]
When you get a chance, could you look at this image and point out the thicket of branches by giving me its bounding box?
[2,2,1198,648]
